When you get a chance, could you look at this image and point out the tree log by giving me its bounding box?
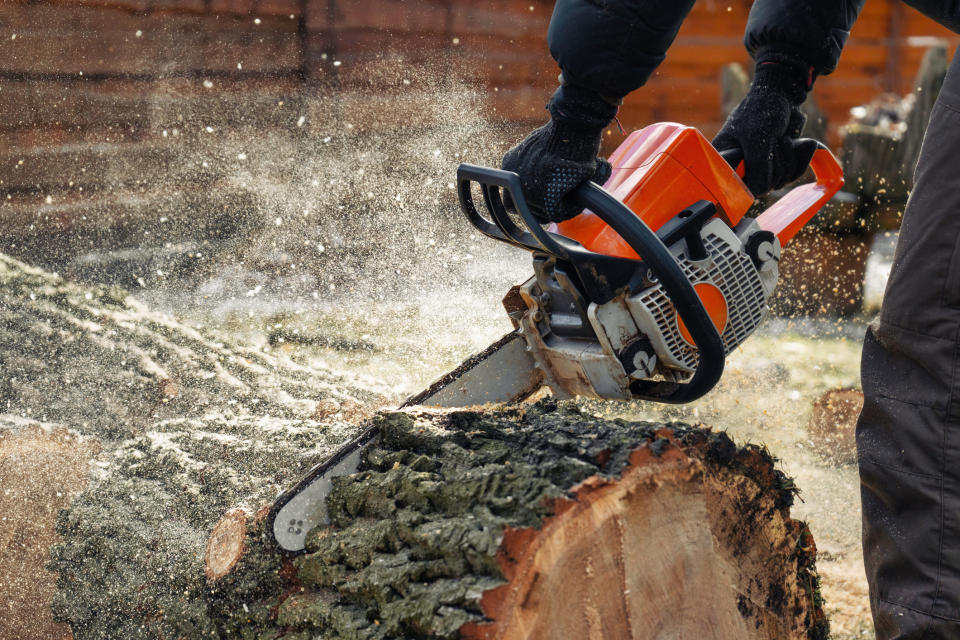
[183,404,828,640]
[5,253,826,639]
[0,252,382,639]
[0,253,381,443]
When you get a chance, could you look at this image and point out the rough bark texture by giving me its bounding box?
[0,252,380,441]
[56,402,828,639]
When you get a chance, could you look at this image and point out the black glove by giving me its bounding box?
[713,52,820,196]
[502,84,617,223]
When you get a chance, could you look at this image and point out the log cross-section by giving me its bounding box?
[462,438,821,640]
[205,508,251,582]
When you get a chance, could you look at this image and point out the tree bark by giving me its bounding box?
[0,253,381,443]
[0,252,382,639]
[193,405,827,640]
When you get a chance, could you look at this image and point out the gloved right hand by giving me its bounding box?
[502,85,617,223]
[712,51,820,196]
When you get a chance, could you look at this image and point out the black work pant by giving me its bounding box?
[857,51,960,638]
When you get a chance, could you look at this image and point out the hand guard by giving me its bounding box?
[712,53,820,196]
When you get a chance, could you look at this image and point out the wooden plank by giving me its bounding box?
[0,78,303,132]
[304,0,330,31]
[0,187,260,262]
[448,0,549,39]
[330,0,450,34]
[16,0,299,16]
[0,141,226,193]
[321,31,457,86]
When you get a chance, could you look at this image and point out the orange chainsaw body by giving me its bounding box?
[556,122,844,260]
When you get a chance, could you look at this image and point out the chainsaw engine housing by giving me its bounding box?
[508,214,780,400]
[460,121,843,403]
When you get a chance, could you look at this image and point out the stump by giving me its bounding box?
[839,44,948,222]
[191,404,827,640]
[808,389,863,465]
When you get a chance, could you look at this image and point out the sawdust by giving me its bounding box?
[254,308,876,638]
[0,418,99,640]
[0,252,388,640]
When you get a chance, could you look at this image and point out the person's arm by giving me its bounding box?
[902,1,960,32]
[503,0,694,223]
[547,0,697,101]
[744,1,865,78]
[713,0,865,195]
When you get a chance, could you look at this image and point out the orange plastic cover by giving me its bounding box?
[556,123,755,260]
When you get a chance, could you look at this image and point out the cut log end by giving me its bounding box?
[267,407,828,640]
[205,508,250,582]
[461,439,822,640]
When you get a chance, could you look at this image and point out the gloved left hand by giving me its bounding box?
[502,84,618,223]
[713,51,820,196]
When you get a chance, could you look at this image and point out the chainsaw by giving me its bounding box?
[267,122,844,554]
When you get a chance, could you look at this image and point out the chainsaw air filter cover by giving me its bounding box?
[556,123,755,260]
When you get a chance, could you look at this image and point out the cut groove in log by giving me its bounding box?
[199,404,828,640]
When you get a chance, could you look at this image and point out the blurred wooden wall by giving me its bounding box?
[0,0,957,270]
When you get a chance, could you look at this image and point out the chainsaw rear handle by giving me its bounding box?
[457,163,725,404]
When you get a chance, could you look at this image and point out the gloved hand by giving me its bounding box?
[502,84,617,223]
[713,52,820,196]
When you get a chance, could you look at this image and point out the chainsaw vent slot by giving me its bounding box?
[633,221,767,373]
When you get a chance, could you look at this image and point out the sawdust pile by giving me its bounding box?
[0,253,385,638]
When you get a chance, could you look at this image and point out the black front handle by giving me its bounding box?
[719,147,743,171]
[457,164,724,404]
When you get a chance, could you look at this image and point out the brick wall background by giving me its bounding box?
[0,0,956,284]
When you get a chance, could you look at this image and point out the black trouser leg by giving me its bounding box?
[858,51,960,639]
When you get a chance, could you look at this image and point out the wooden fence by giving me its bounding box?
[0,0,957,277]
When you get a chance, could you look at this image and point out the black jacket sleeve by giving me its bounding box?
[744,0,865,75]
[901,1,960,32]
[547,0,696,100]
